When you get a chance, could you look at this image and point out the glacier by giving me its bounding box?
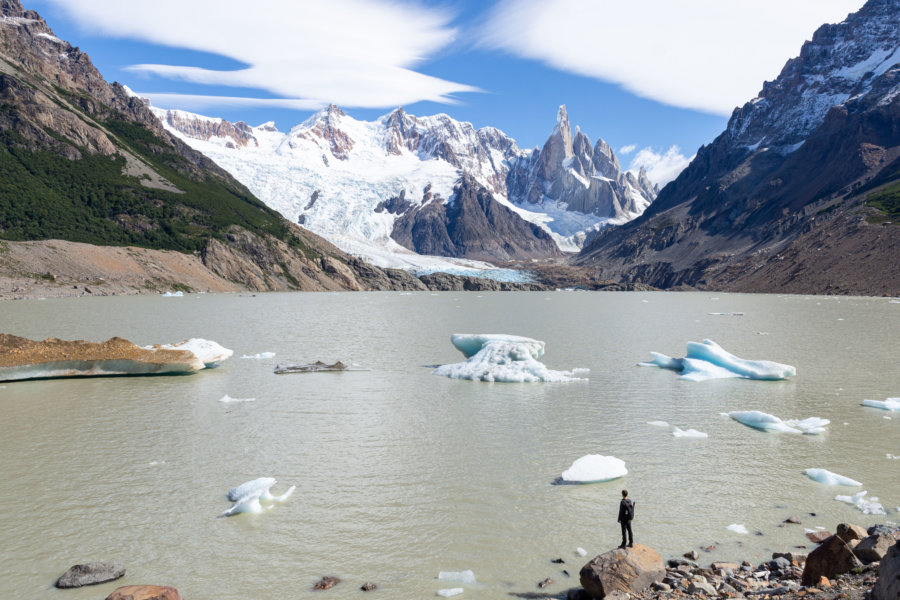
[804,468,862,486]
[432,334,588,383]
[640,339,796,381]
[727,411,829,434]
[862,397,900,411]
[560,455,627,483]
[221,477,295,517]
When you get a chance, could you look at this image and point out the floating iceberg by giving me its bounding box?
[804,468,862,486]
[647,421,670,427]
[220,477,295,517]
[834,490,887,515]
[433,334,588,382]
[862,398,900,411]
[640,339,795,382]
[438,570,476,585]
[672,427,708,438]
[727,524,749,534]
[437,589,464,597]
[241,352,275,359]
[560,455,627,483]
[162,291,184,297]
[218,395,255,403]
[727,411,828,434]
[149,338,233,367]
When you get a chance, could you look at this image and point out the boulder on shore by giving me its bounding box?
[872,540,900,600]
[579,544,665,599]
[856,531,900,563]
[801,535,863,586]
[106,585,183,600]
[55,561,125,588]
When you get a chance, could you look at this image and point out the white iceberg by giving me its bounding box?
[834,490,887,515]
[672,427,708,438]
[560,455,627,483]
[647,420,670,427]
[147,338,233,367]
[727,523,749,534]
[727,412,829,435]
[862,398,900,411]
[162,291,184,297]
[437,589,464,597]
[220,477,295,517]
[433,334,588,383]
[640,339,795,381]
[218,394,255,403]
[576,547,587,556]
[438,570,476,585]
[240,352,276,359]
[804,468,862,486]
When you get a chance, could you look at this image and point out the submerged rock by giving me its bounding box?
[313,576,340,590]
[106,585,183,600]
[55,561,125,588]
[274,360,353,374]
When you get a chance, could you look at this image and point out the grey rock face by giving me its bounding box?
[872,540,900,600]
[55,561,125,588]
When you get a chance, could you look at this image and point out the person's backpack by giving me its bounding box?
[624,499,635,520]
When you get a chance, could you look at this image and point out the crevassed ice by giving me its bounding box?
[862,398,900,411]
[560,455,627,483]
[728,411,829,435]
[433,334,587,383]
[804,468,862,486]
[640,339,795,381]
[834,490,886,515]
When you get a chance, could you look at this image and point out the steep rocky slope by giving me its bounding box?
[0,0,420,293]
[577,0,900,296]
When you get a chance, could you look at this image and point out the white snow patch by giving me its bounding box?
[804,468,862,486]
[433,334,588,383]
[560,455,627,483]
[640,339,795,381]
[148,338,233,367]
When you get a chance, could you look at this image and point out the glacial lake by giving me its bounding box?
[0,291,898,600]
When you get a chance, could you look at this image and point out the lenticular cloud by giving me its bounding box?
[433,334,588,382]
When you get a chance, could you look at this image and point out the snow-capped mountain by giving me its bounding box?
[150,103,655,270]
[577,0,900,295]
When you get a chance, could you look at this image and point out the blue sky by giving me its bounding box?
[26,0,866,185]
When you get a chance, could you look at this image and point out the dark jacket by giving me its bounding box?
[618,498,634,523]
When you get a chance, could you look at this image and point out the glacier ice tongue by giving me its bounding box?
[834,490,887,515]
[804,468,862,486]
[640,339,795,381]
[560,455,627,483]
[433,334,587,382]
[862,398,900,411]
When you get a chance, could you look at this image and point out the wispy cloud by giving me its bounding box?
[618,144,637,156]
[628,146,694,187]
[481,0,866,115]
[43,0,479,110]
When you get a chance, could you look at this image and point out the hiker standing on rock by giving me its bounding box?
[618,489,634,548]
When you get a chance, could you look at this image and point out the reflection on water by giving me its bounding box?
[0,291,897,600]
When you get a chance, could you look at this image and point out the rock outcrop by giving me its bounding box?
[801,535,863,586]
[872,540,900,600]
[105,585,183,600]
[579,544,665,599]
[55,561,125,588]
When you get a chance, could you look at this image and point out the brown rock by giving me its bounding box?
[801,535,863,586]
[836,523,868,543]
[579,544,665,599]
[857,533,900,563]
[360,582,377,592]
[806,530,833,544]
[313,576,340,590]
[105,585,183,600]
[871,540,900,600]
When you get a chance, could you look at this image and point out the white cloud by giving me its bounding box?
[43,0,478,109]
[618,144,637,156]
[481,0,867,115]
[628,146,694,187]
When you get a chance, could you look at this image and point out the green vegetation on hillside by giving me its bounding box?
[864,181,900,223]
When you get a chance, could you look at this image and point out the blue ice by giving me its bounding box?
[727,411,828,434]
[804,468,862,486]
[640,339,796,381]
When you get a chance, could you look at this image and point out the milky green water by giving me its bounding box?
[0,291,897,600]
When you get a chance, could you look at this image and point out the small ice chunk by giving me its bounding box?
[437,589,464,597]
[433,334,587,383]
[641,339,795,381]
[728,411,802,433]
[727,524,749,534]
[218,394,255,403]
[240,352,276,359]
[162,291,184,297]
[576,547,587,556]
[784,417,830,435]
[834,490,886,515]
[672,427,708,438]
[228,477,278,502]
[561,455,627,483]
[647,420,670,427]
[221,477,295,517]
[438,570,476,585]
[862,398,900,411]
[804,468,862,486]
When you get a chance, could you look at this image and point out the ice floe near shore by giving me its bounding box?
[220,477,295,517]
[559,455,627,483]
[834,490,887,515]
[640,339,796,382]
[804,468,862,486]
[726,411,829,434]
[862,397,900,411]
[433,334,588,382]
